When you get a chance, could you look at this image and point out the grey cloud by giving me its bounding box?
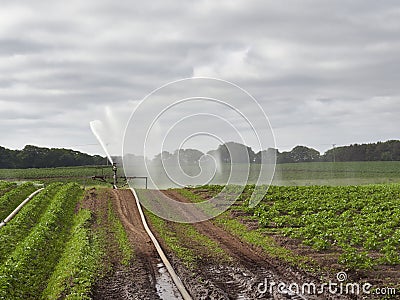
[0,0,399,154]
[0,38,49,55]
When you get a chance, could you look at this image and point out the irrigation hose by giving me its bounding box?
[0,188,44,228]
[130,188,193,300]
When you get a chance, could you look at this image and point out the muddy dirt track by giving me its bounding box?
[85,189,181,300]
[88,189,355,300]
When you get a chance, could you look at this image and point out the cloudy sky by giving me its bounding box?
[1,0,399,156]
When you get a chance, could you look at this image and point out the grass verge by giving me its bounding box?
[145,210,197,268]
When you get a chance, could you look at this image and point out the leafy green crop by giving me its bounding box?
[185,183,400,270]
[0,183,82,298]
[42,209,102,300]
[0,181,17,197]
[249,184,400,269]
[0,183,63,264]
[0,182,36,220]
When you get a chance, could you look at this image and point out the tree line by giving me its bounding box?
[149,140,400,165]
[0,145,105,169]
[1,140,399,169]
[262,140,400,163]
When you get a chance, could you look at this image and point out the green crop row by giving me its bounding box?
[107,199,133,266]
[42,209,102,299]
[0,182,17,197]
[246,184,400,269]
[0,183,82,298]
[0,182,37,221]
[0,183,64,264]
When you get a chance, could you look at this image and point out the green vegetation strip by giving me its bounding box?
[0,182,36,220]
[145,210,197,268]
[0,182,63,263]
[0,183,82,298]
[2,161,400,187]
[42,209,102,300]
[107,197,133,266]
[0,166,122,180]
[276,161,400,180]
[145,208,228,268]
[0,181,17,197]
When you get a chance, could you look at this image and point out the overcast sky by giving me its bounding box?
[1,0,399,156]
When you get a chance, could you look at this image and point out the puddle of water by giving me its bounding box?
[155,262,183,300]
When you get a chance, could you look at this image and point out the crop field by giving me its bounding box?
[175,183,400,294]
[0,182,106,299]
[0,165,122,186]
[1,161,400,187]
[0,164,399,299]
[274,161,400,185]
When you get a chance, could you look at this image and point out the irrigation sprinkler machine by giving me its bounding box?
[89,120,147,189]
[91,162,148,189]
[112,162,118,188]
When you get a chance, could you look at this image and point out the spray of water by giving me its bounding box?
[90,120,114,165]
[123,78,276,223]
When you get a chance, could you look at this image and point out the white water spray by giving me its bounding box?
[90,120,114,165]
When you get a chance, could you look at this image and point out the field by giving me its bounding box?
[0,161,399,299]
[177,184,400,269]
[2,161,400,187]
[274,161,400,185]
[0,165,122,186]
[0,182,100,298]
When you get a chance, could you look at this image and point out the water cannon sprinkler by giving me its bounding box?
[91,161,148,189]
[112,162,118,189]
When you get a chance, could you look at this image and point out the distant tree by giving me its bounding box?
[255,148,277,164]
[0,145,106,169]
[209,142,256,164]
[277,151,293,163]
[289,146,321,162]
[152,151,173,164]
[323,140,400,162]
[172,149,204,164]
[0,146,16,168]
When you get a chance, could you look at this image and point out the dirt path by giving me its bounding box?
[85,189,182,300]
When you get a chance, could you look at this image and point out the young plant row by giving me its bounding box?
[0,182,37,221]
[42,209,102,299]
[0,182,64,264]
[0,183,83,298]
[0,181,17,197]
